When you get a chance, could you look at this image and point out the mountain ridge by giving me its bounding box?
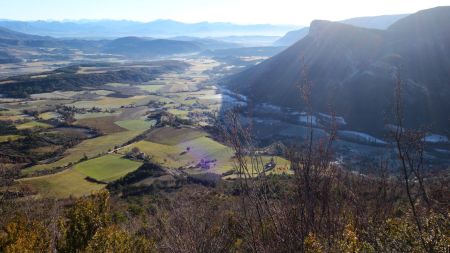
[226,7,450,136]
[0,19,301,38]
[274,14,408,46]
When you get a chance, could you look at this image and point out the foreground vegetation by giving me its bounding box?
[1,166,448,252]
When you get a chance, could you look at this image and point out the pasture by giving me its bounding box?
[122,140,192,168]
[114,119,154,131]
[23,130,144,175]
[73,154,142,182]
[124,127,290,175]
[145,127,207,145]
[69,96,152,110]
[74,111,121,120]
[20,169,105,198]
[16,121,52,130]
[38,111,61,120]
[137,84,165,93]
[76,116,125,134]
[0,114,31,122]
[0,135,23,143]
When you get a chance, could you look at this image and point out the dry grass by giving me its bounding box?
[19,169,105,198]
[75,116,125,134]
[145,127,207,145]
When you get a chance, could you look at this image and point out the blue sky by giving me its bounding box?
[1,0,450,25]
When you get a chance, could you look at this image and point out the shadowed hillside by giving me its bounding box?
[226,6,450,136]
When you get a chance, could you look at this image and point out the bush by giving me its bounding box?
[0,215,51,253]
[187,173,221,187]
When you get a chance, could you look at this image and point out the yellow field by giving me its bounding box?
[137,85,165,93]
[0,115,30,122]
[38,112,60,120]
[114,119,154,131]
[74,111,121,120]
[16,121,52,130]
[75,116,125,134]
[20,169,105,198]
[0,135,23,143]
[146,127,207,145]
[69,96,152,109]
[122,140,195,168]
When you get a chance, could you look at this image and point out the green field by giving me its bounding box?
[16,121,52,130]
[122,127,291,175]
[69,96,152,110]
[167,109,190,118]
[115,119,154,131]
[20,169,105,198]
[124,135,290,175]
[137,84,165,92]
[23,130,145,175]
[0,135,23,143]
[0,114,30,122]
[90,90,115,96]
[0,108,21,116]
[176,136,234,172]
[124,127,288,174]
[3,99,73,113]
[75,111,121,120]
[241,156,291,176]
[31,91,83,99]
[38,112,60,120]
[122,140,194,168]
[73,154,142,182]
[76,116,125,134]
[105,83,130,88]
[146,127,207,145]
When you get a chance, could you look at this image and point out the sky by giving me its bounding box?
[1,0,450,25]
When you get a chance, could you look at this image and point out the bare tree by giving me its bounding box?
[391,69,433,252]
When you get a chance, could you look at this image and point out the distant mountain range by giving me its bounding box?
[274,14,408,46]
[0,25,109,49]
[0,19,301,38]
[102,37,203,58]
[0,26,246,60]
[226,7,450,136]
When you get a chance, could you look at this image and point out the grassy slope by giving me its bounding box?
[75,116,125,134]
[75,111,121,120]
[20,169,104,198]
[0,135,23,143]
[123,141,192,168]
[124,127,290,174]
[16,121,52,130]
[23,130,144,175]
[0,115,28,121]
[177,136,234,173]
[69,96,152,110]
[38,112,60,120]
[73,154,142,182]
[146,127,207,145]
[114,119,154,131]
[137,85,164,92]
